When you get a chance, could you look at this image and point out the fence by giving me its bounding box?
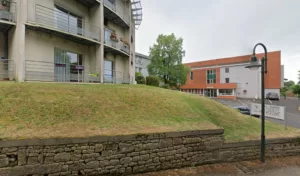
[0,2,17,23]
[25,60,131,84]
[0,59,14,81]
[31,4,100,41]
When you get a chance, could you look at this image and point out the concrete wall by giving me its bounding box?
[1,130,300,176]
[220,64,260,99]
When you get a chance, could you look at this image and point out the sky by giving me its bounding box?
[135,0,300,83]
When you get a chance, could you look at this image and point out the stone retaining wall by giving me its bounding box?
[0,129,300,176]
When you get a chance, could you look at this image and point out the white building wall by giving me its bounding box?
[220,64,260,99]
[135,54,150,77]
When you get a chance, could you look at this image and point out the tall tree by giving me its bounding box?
[291,84,300,98]
[284,80,295,89]
[147,34,188,85]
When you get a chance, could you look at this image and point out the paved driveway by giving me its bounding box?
[216,98,300,128]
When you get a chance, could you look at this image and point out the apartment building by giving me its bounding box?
[181,51,284,100]
[135,52,149,76]
[0,0,142,83]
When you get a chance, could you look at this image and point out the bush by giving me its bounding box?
[135,72,146,84]
[160,84,170,89]
[146,76,160,87]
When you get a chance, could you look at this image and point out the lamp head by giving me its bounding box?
[245,55,261,70]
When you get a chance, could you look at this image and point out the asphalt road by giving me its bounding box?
[216,98,300,128]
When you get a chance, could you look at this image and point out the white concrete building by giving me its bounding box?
[135,52,149,76]
[0,0,143,83]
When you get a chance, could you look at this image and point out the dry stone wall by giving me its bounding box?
[0,129,300,176]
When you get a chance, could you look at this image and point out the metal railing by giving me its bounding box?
[31,4,100,42]
[0,59,14,81]
[104,0,116,12]
[104,27,130,55]
[25,60,131,84]
[0,2,17,23]
[103,0,130,26]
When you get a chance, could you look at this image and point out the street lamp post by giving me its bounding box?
[245,43,268,163]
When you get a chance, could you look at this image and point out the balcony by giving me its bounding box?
[26,4,101,46]
[0,2,16,32]
[77,0,100,8]
[104,27,130,56]
[103,0,130,28]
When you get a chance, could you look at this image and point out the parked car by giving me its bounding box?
[233,106,260,118]
[266,92,280,101]
[233,106,251,115]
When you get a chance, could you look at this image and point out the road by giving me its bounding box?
[216,98,300,128]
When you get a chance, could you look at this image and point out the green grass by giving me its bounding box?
[0,82,298,141]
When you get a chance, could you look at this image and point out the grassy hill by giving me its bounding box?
[0,82,298,141]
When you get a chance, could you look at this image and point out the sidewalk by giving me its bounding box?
[133,156,300,176]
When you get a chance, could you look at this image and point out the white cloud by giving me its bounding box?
[136,0,300,82]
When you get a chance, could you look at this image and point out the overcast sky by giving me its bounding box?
[136,0,300,83]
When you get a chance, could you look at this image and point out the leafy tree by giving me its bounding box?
[280,86,288,97]
[146,76,160,87]
[284,80,295,89]
[147,33,188,85]
[135,72,145,84]
[291,84,300,98]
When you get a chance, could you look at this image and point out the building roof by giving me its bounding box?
[184,50,281,68]
[135,52,150,59]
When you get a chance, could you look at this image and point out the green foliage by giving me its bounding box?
[280,86,288,97]
[160,84,170,89]
[135,72,146,84]
[291,84,300,96]
[147,33,189,85]
[284,80,295,89]
[146,76,160,87]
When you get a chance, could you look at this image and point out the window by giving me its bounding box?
[225,68,229,73]
[225,78,230,83]
[206,70,216,84]
[54,48,83,82]
[219,89,234,96]
[190,72,193,80]
[104,18,108,26]
[104,60,114,83]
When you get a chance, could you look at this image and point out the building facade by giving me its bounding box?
[0,0,142,83]
[181,51,284,100]
[135,52,149,76]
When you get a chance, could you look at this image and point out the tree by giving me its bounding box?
[147,33,188,85]
[284,80,295,89]
[135,72,145,84]
[291,84,300,98]
[298,70,300,84]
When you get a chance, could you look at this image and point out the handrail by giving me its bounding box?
[0,2,17,23]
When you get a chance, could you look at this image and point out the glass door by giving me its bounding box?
[104,60,114,83]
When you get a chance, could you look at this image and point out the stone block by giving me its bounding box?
[120,157,132,165]
[38,154,44,164]
[183,137,203,144]
[133,156,140,162]
[99,160,110,167]
[86,161,99,169]
[62,165,68,172]
[27,156,39,165]
[153,157,160,163]
[17,150,27,166]
[126,167,132,173]
[69,163,85,171]
[219,151,233,160]
[0,158,9,168]
[54,153,70,162]
[102,150,113,157]
[110,159,119,165]
[95,144,104,152]
[159,139,173,148]
[140,154,150,161]
[143,143,159,150]
[70,154,81,161]
[44,157,54,164]
[119,143,134,153]
[173,138,183,145]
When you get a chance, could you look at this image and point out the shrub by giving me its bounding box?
[135,72,146,84]
[160,84,170,89]
[146,76,160,87]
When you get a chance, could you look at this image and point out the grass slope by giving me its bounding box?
[0,82,298,141]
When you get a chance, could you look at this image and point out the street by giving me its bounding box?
[216,97,300,128]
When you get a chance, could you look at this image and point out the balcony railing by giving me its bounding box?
[0,59,14,81]
[104,27,130,55]
[103,0,130,26]
[24,60,131,84]
[30,4,100,42]
[0,2,17,23]
[104,0,116,12]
